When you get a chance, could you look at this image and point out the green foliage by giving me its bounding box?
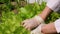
[1,11,30,34]
[46,12,60,23]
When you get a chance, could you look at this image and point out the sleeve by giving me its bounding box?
[46,0,60,13]
[54,19,60,33]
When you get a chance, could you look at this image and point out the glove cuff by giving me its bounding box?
[31,24,45,34]
[37,24,45,34]
[34,16,45,24]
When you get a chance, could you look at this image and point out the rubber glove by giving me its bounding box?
[22,16,45,30]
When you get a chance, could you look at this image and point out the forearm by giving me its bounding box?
[41,19,60,34]
[41,23,57,34]
[38,6,52,20]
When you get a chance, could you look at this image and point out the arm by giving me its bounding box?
[41,19,60,34]
[37,0,60,21]
[38,6,52,20]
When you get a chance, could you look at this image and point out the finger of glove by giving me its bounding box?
[23,23,28,27]
[27,26,32,31]
[25,25,32,30]
[22,19,28,25]
[25,25,29,30]
[23,20,31,27]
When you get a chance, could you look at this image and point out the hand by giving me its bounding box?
[22,16,45,30]
[31,24,45,34]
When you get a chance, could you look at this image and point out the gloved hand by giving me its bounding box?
[22,16,45,30]
[31,24,45,34]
